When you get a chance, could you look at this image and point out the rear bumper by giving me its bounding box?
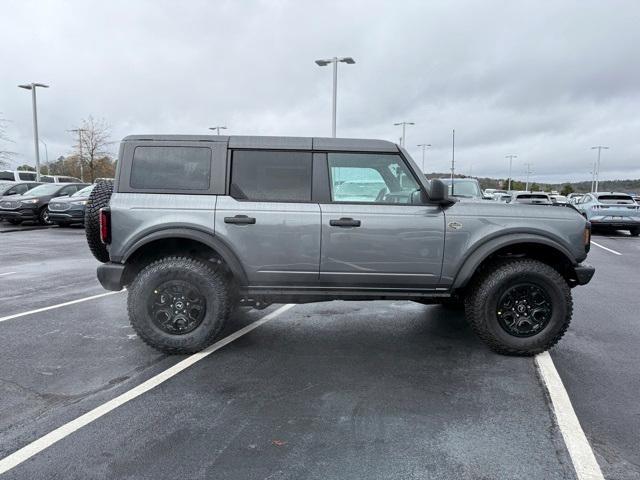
[589,217,640,228]
[574,262,595,286]
[97,262,125,291]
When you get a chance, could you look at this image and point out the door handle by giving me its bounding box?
[224,215,256,225]
[329,217,361,227]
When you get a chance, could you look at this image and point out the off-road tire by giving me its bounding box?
[128,256,231,354]
[38,207,52,225]
[630,227,640,237]
[85,181,113,263]
[464,258,572,356]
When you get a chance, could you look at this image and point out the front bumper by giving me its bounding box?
[574,262,595,286]
[97,262,125,291]
[0,206,38,221]
[49,209,86,223]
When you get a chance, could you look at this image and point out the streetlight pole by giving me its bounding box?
[505,154,517,191]
[524,163,533,191]
[394,122,415,147]
[40,139,49,175]
[18,82,49,182]
[315,57,356,137]
[209,126,227,135]
[68,128,87,182]
[416,143,432,172]
[591,146,609,193]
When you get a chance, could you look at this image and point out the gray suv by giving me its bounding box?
[89,135,594,356]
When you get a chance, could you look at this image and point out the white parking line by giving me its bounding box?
[535,352,605,480]
[591,240,622,256]
[0,303,295,475]
[0,291,124,324]
[0,272,16,277]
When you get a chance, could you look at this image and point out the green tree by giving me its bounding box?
[560,183,574,196]
[16,164,35,171]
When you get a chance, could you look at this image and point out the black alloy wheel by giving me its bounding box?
[149,280,206,335]
[496,283,553,337]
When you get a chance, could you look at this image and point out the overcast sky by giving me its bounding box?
[1,0,639,183]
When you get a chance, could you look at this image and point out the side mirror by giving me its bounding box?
[429,179,453,204]
[410,189,427,205]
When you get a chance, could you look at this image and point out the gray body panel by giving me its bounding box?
[108,193,217,263]
[214,196,321,285]
[318,203,445,287]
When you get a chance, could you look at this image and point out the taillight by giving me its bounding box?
[583,224,591,253]
[99,208,111,244]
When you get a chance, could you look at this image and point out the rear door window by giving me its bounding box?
[18,172,37,181]
[130,146,212,191]
[230,150,312,202]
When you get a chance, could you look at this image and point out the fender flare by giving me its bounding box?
[119,226,248,286]
[451,233,577,290]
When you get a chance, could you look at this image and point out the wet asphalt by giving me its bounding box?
[0,222,638,479]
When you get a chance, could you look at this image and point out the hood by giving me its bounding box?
[447,199,583,221]
[50,194,88,204]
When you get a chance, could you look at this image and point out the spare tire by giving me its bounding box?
[85,181,114,263]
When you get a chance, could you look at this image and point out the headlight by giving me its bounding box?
[20,199,38,205]
[71,200,88,205]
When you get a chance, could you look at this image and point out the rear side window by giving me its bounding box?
[130,146,211,190]
[18,172,37,181]
[0,172,14,180]
[230,150,312,202]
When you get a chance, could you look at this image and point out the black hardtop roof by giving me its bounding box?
[121,135,399,153]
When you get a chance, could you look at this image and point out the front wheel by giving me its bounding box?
[38,207,52,225]
[464,259,572,356]
[127,256,232,354]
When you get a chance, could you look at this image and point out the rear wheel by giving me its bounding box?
[128,256,231,354]
[464,259,572,356]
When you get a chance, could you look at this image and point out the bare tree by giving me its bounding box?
[0,114,15,169]
[72,116,113,182]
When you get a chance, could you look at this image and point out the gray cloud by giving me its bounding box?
[1,0,639,182]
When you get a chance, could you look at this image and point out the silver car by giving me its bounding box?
[574,192,640,236]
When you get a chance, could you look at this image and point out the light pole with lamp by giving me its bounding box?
[394,122,414,147]
[209,126,227,135]
[505,154,517,191]
[416,143,431,172]
[315,57,356,137]
[18,82,49,181]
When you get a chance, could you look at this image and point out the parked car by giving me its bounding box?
[509,192,553,205]
[549,194,568,205]
[0,170,39,182]
[493,192,512,202]
[48,184,96,226]
[573,192,640,236]
[438,178,484,199]
[41,175,83,183]
[89,134,593,357]
[567,193,584,204]
[0,182,89,225]
[0,181,41,198]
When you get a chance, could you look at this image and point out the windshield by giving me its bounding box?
[597,195,634,204]
[440,179,482,198]
[19,183,62,197]
[0,182,16,195]
[72,185,95,197]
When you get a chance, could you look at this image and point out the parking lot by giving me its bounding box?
[0,223,638,480]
